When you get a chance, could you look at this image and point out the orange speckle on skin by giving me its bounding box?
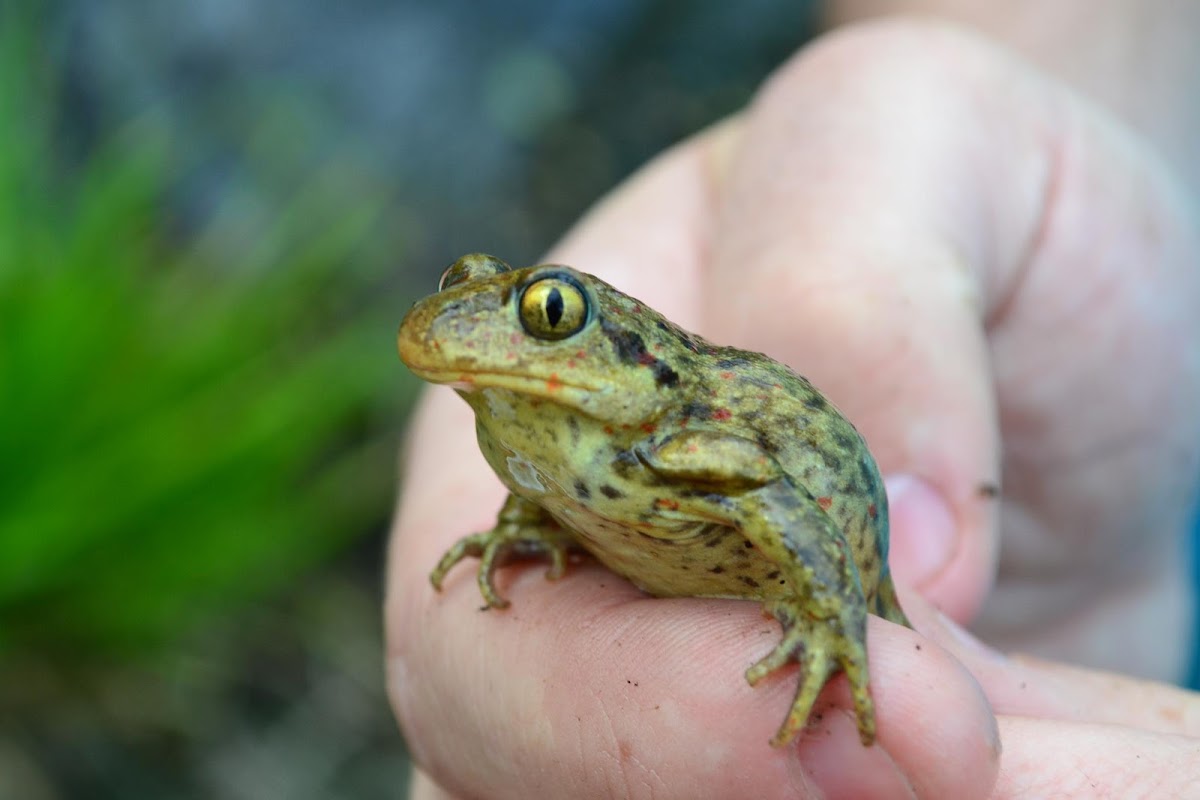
[712,408,732,421]
[640,422,657,434]
[816,496,833,510]
[603,425,615,435]
[720,371,734,380]
[868,503,877,519]
[575,350,587,359]
[510,333,523,345]
[655,498,680,511]
[546,373,564,392]
[567,359,576,368]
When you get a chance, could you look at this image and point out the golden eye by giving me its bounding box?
[438,253,511,291]
[519,273,590,340]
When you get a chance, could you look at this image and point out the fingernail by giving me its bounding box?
[884,475,956,587]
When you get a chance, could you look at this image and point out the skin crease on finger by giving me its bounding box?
[389,19,1198,800]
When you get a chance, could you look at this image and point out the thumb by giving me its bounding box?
[703,20,1200,624]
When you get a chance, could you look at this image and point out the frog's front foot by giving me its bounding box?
[429,494,576,609]
[746,598,874,747]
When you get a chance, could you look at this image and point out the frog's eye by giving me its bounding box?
[519,273,590,340]
[438,253,511,292]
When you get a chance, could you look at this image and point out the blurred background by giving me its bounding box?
[0,1,819,797]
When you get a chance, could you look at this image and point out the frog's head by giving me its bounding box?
[398,254,697,427]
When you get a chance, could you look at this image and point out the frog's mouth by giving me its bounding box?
[406,366,599,403]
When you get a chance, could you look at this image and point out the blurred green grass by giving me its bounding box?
[0,9,414,654]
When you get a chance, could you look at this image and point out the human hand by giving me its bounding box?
[388,20,1200,798]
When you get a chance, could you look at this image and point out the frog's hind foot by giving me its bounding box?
[747,598,875,747]
[429,495,575,609]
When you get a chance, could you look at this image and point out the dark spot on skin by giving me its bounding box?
[715,356,752,369]
[599,318,680,388]
[652,361,680,388]
[573,480,591,500]
[566,415,580,446]
[705,536,723,548]
[705,493,732,508]
[915,644,922,651]
[978,482,1000,499]
[739,575,760,589]
[600,484,624,499]
[743,540,754,548]
[858,458,878,495]
[766,570,780,580]
[600,319,647,364]
[803,393,827,412]
[832,430,856,452]
[639,531,674,544]
[709,565,725,574]
[680,401,712,421]
[665,324,703,354]
[755,431,780,455]
[613,450,639,468]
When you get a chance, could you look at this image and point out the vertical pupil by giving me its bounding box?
[545,287,564,327]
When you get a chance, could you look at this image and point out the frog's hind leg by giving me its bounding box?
[873,570,911,628]
[747,596,874,747]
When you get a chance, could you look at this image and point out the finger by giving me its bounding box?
[389,478,999,800]
[701,19,1200,632]
[409,768,460,800]
[905,589,1200,736]
[994,717,1200,799]
[544,116,741,328]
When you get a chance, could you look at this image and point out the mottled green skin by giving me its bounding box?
[397,254,910,747]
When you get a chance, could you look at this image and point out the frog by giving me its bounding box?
[396,253,911,747]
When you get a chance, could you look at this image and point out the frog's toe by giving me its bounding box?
[476,537,515,609]
[429,521,576,609]
[744,633,801,686]
[430,531,492,592]
[770,647,837,747]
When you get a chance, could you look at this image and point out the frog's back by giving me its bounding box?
[700,345,895,611]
